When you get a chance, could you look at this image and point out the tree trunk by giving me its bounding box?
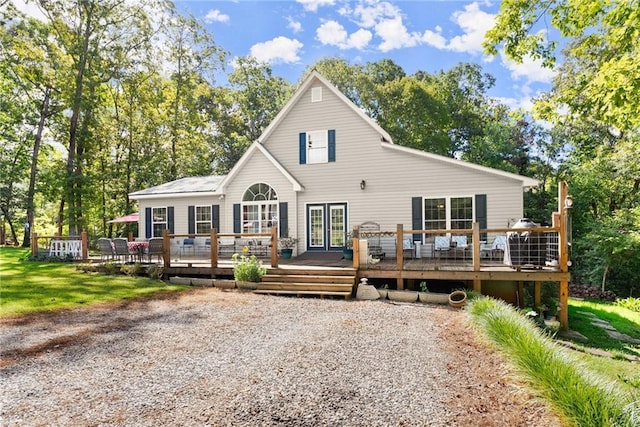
[601,264,609,293]
[23,88,51,247]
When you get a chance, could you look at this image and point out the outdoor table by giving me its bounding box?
[127,241,149,262]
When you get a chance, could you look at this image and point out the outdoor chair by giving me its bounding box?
[147,238,164,263]
[490,235,507,261]
[434,235,451,258]
[181,238,195,257]
[113,238,133,263]
[98,238,114,262]
[360,221,385,260]
[218,237,236,257]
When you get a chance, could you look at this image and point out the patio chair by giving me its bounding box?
[490,235,507,260]
[113,238,133,263]
[360,221,385,260]
[181,238,195,257]
[97,238,114,262]
[147,238,164,263]
[434,235,451,258]
[218,237,236,257]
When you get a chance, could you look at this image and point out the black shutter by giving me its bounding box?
[279,202,288,238]
[328,129,336,162]
[411,197,423,242]
[475,194,487,241]
[212,205,220,231]
[145,207,152,239]
[168,206,175,234]
[188,205,195,235]
[233,203,241,233]
[299,132,306,164]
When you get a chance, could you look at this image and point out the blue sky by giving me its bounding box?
[175,0,557,111]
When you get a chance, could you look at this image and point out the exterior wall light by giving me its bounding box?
[564,195,573,210]
[360,180,366,190]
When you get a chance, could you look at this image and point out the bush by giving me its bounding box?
[614,297,640,313]
[468,297,637,426]
[147,265,164,280]
[120,263,142,276]
[232,250,266,282]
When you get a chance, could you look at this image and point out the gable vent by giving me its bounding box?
[311,87,322,102]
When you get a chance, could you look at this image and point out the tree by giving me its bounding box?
[484,0,640,130]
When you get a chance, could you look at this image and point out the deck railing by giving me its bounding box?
[31,232,89,260]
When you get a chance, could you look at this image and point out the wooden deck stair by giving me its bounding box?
[255,267,357,298]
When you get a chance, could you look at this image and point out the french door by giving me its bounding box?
[307,203,347,251]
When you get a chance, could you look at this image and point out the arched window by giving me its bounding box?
[242,183,278,234]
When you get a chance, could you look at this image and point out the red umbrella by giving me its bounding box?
[108,213,139,223]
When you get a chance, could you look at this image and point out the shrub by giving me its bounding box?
[147,265,164,280]
[232,249,266,282]
[468,297,637,426]
[614,297,640,313]
[120,263,142,276]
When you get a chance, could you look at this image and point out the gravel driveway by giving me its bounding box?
[1,288,560,426]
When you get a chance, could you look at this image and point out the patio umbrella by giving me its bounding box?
[108,212,139,223]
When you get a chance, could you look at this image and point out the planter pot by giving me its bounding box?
[378,288,388,299]
[418,292,449,304]
[343,249,353,260]
[214,279,236,289]
[387,290,418,303]
[448,290,467,308]
[236,280,259,291]
[281,248,293,259]
[190,278,214,287]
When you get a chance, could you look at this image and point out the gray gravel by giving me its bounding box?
[0,289,560,426]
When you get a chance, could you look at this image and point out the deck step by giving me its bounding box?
[262,274,354,284]
[257,282,353,292]
[254,290,351,298]
[267,267,356,277]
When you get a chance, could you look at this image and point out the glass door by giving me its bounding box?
[307,203,347,251]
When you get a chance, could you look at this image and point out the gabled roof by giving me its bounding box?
[257,70,393,145]
[129,176,225,199]
[218,142,304,193]
[382,142,539,188]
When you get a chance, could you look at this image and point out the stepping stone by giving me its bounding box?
[576,310,596,318]
[591,319,617,331]
[558,329,589,342]
[605,330,640,344]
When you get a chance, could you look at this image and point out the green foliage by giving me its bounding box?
[468,297,637,426]
[232,251,266,282]
[614,297,640,314]
[0,247,185,317]
[120,263,142,276]
[147,265,164,280]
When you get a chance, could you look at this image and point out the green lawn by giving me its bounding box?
[0,247,187,318]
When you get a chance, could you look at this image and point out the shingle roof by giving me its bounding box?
[130,176,225,198]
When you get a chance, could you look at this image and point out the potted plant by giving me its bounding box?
[232,247,266,290]
[278,236,298,259]
[343,231,354,260]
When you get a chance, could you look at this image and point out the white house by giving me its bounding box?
[130,71,538,255]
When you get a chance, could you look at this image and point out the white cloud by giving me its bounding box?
[420,28,447,50]
[501,52,556,84]
[9,0,47,21]
[316,20,372,50]
[296,0,335,12]
[249,37,304,64]
[286,17,302,34]
[204,9,229,24]
[447,2,495,54]
[351,1,401,28]
[375,16,418,52]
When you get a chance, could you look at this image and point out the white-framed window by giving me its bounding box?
[195,205,211,234]
[152,207,167,237]
[423,196,473,230]
[242,183,278,234]
[307,130,328,164]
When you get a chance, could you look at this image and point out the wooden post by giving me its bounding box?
[32,232,38,256]
[352,226,360,269]
[472,222,482,292]
[558,181,569,330]
[534,281,541,307]
[81,231,88,260]
[270,227,278,268]
[162,229,170,268]
[211,229,218,269]
[517,281,525,308]
[396,224,404,271]
[128,231,133,242]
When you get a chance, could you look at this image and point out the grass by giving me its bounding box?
[567,298,640,358]
[0,247,187,318]
[468,297,639,427]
